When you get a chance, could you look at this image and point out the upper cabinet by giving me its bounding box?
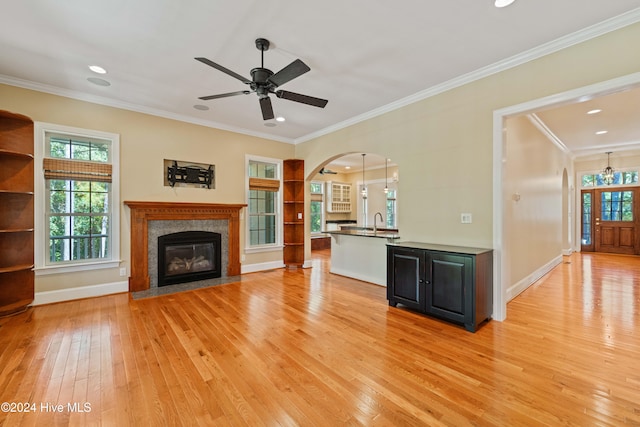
[326,181,351,213]
[0,110,35,317]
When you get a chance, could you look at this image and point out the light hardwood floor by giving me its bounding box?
[1,250,639,426]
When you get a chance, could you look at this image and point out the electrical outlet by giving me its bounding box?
[297,212,303,220]
[119,267,127,277]
[241,254,245,262]
[461,213,473,224]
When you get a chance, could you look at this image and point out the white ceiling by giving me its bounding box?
[2,0,640,159]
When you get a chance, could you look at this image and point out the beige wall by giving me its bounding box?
[296,22,640,298]
[503,116,572,293]
[0,84,294,292]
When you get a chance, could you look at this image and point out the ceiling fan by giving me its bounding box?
[319,167,337,175]
[195,38,328,120]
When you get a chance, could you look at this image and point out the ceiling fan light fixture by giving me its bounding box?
[195,38,328,121]
[494,0,516,7]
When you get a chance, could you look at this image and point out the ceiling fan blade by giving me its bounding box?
[268,59,310,87]
[276,90,328,108]
[195,57,251,84]
[260,97,275,120]
[199,90,251,101]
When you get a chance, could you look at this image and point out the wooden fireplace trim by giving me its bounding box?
[124,201,246,292]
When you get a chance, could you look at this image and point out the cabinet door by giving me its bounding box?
[425,252,472,324]
[387,247,425,311]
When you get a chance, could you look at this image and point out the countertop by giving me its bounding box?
[386,241,493,255]
[323,229,400,239]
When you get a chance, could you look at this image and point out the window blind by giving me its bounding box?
[43,158,112,183]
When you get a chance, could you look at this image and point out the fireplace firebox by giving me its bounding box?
[158,231,222,286]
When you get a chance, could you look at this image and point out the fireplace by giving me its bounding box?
[124,202,245,292]
[157,231,222,286]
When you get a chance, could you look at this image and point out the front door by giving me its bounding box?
[582,187,639,255]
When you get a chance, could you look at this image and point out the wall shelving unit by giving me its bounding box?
[0,110,35,317]
[283,159,305,267]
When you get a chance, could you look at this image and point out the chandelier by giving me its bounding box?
[602,151,615,185]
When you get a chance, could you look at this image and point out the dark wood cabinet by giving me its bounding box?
[0,110,35,317]
[283,159,304,267]
[387,242,493,332]
[386,246,425,311]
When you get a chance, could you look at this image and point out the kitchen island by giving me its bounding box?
[324,228,400,286]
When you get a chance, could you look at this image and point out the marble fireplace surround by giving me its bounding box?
[124,201,246,292]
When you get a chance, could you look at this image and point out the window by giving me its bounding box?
[386,189,397,228]
[247,157,281,249]
[582,192,592,245]
[581,171,638,187]
[310,181,324,234]
[600,191,633,222]
[35,123,120,273]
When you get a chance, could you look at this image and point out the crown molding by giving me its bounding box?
[295,7,640,144]
[0,75,295,144]
[527,114,574,159]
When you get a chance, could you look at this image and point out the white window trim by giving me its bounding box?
[310,180,325,235]
[34,122,121,275]
[245,154,283,254]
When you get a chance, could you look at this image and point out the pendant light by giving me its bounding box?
[384,158,389,194]
[602,151,615,185]
[361,153,367,199]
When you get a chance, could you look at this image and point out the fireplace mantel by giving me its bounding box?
[124,201,246,292]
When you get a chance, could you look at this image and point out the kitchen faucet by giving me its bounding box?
[373,212,384,234]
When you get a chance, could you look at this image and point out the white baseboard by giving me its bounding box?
[241,260,285,274]
[33,280,129,306]
[506,255,563,301]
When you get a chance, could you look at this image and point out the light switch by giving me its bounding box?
[461,213,472,224]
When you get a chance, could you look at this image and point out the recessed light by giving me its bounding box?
[87,77,111,86]
[275,116,286,122]
[345,166,351,170]
[89,65,107,74]
[596,130,608,135]
[587,109,602,115]
[264,122,277,127]
[193,104,209,111]
[495,0,516,7]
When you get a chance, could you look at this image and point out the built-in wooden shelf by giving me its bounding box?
[0,191,34,197]
[0,110,34,317]
[0,264,35,274]
[0,148,34,158]
[283,159,305,267]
